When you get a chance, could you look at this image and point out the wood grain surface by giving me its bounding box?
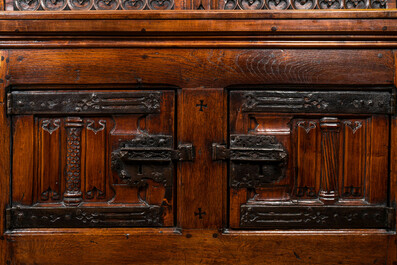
[7,49,394,88]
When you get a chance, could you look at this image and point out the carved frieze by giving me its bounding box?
[7,205,163,228]
[240,205,394,229]
[14,0,174,9]
[224,0,386,8]
[236,90,393,114]
[7,91,162,115]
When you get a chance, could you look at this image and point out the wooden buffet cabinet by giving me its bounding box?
[0,3,397,264]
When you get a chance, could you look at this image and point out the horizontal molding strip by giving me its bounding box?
[3,40,397,48]
[233,90,394,114]
[240,205,395,229]
[7,205,164,229]
[7,90,162,114]
[0,10,397,20]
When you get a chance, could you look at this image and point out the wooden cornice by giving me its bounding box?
[0,10,396,47]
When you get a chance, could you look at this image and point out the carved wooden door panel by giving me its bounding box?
[6,88,189,228]
[221,87,395,229]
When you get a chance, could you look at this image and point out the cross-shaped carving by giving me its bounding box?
[196,100,207,112]
[194,208,206,219]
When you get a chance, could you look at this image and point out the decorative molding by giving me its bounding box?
[7,205,163,228]
[319,117,340,204]
[294,186,317,198]
[224,0,386,8]
[342,185,362,198]
[7,91,162,115]
[240,205,394,229]
[86,119,106,134]
[238,90,392,114]
[344,120,363,134]
[297,121,316,134]
[14,0,174,9]
[40,119,61,135]
[40,187,60,201]
[63,117,83,206]
[85,187,106,199]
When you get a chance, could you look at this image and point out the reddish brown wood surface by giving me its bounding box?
[7,49,394,88]
[177,88,226,228]
[0,50,10,265]
[0,10,396,265]
[4,229,392,265]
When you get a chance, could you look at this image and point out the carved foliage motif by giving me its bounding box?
[239,91,392,114]
[15,0,173,9]
[224,0,385,8]
[41,119,61,134]
[240,205,393,229]
[7,206,163,228]
[8,91,162,114]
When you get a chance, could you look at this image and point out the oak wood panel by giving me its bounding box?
[0,50,10,265]
[177,88,226,228]
[11,115,34,205]
[3,18,396,34]
[7,49,394,88]
[5,229,391,264]
[367,115,389,204]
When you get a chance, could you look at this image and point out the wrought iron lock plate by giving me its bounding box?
[111,134,194,187]
[213,135,288,189]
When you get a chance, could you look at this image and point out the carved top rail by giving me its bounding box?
[5,0,395,10]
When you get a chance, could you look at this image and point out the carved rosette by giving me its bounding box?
[318,0,342,8]
[121,0,146,9]
[67,0,94,9]
[237,0,264,9]
[291,0,315,8]
[14,0,176,9]
[15,0,40,10]
[94,0,120,9]
[370,0,386,8]
[343,0,368,8]
[40,0,67,10]
[63,117,83,206]
[223,0,383,8]
[265,0,290,9]
[148,0,174,9]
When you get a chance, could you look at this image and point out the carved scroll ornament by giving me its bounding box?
[14,0,174,10]
[224,0,386,8]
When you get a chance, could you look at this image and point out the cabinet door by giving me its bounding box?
[226,88,395,229]
[6,88,188,228]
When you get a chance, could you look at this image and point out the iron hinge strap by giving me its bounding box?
[212,143,229,161]
[387,207,396,230]
[172,144,195,161]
